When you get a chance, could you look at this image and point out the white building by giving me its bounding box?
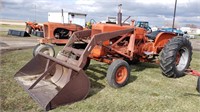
[151,26,158,31]
[48,12,87,27]
[196,29,200,34]
[180,27,191,33]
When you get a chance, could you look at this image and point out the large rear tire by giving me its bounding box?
[33,44,55,57]
[106,59,130,88]
[160,37,192,78]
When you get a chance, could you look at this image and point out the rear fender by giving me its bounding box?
[153,32,176,53]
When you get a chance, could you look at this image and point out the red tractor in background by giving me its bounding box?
[32,22,83,57]
[25,21,43,34]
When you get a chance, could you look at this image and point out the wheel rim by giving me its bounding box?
[176,47,189,71]
[42,50,50,55]
[115,66,128,84]
[39,47,53,56]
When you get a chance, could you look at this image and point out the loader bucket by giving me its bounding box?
[14,53,90,111]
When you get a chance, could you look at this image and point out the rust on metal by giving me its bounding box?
[14,53,90,111]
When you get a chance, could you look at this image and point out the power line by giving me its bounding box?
[34,4,37,22]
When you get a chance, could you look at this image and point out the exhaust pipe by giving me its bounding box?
[61,9,64,24]
[118,4,122,26]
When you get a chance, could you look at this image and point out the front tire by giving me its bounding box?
[106,59,130,88]
[160,37,192,78]
[33,44,55,57]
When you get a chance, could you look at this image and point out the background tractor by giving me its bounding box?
[25,21,43,34]
[135,21,152,33]
[14,4,193,111]
[33,22,83,57]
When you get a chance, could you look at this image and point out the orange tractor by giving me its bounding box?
[14,5,193,111]
[33,22,83,56]
[25,21,43,34]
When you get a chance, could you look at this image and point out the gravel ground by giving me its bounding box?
[0,36,40,54]
[0,21,42,54]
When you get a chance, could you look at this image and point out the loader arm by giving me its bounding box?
[79,28,134,65]
[61,28,134,67]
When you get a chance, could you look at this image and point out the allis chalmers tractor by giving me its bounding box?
[25,21,43,34]
[14,5,197,111]
[33,22,83,57]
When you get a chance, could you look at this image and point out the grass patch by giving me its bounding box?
[0,24,26,37]
[0,31,8,37]
[0,26,41,38]
[0,24,25,30]
[0,48,200,112]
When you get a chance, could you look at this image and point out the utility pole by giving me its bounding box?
[172,0,177,32]
[34,4,37,22]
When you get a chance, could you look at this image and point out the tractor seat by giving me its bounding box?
[145,31,162,40]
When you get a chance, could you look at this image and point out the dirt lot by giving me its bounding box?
[0,36,40,54]
[0,22,41,54]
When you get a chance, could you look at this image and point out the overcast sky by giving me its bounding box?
[0,0,200,27]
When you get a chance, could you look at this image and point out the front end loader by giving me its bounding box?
[14,27,136,110]
[14,4,194,111]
